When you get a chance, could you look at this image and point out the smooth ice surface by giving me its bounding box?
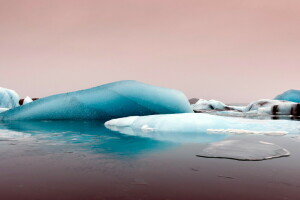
[275,89,300,103]
[0,80,192,121]
[23,96,33,105]
[197,140,290,161]
[0,87,20,109]
[105,113,300,142]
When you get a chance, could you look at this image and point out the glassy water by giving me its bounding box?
[0,120,300,200]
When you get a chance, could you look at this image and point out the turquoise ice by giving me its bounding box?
[275,89,300,103]
[0,80,192,121]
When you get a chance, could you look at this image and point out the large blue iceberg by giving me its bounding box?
[274,89,300,103]
[0,80,192,121]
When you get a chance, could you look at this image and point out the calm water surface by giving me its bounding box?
[0,120,300,200]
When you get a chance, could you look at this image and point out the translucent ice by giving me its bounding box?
[197,140,290,161]
[105,113,300,142]
[0,80,192,121]
[275,89,300,103]
[0,87,20,109]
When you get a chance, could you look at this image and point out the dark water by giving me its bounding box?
[0,120,300,200]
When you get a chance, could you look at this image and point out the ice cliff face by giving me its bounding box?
[0,87,20,109]
[0,80,192,121]
[274,89,300,103]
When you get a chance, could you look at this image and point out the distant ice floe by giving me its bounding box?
[191,99,242,112]
[196,140,290,161]
[23,96,33,105]
[274,89,300,103]
[190,98,300,118]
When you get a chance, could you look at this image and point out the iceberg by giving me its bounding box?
[0,80,192,121]
[105,113,300,142]
[23,96,33,105]
[191,99,243,113]
[197,140,290,161]
[245,99,299,116]
[274,89,300,103]
[0,87,20,109]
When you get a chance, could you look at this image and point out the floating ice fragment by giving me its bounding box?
[196,140,290,161]
[23,96,33,105]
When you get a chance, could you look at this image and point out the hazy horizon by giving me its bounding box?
[1,0,299,103]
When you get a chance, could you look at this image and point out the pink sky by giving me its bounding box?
[0,0,299,103]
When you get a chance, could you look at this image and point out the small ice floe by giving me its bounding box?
[197,140,290,161]
[207,129,288,136]
[22,96,33,105]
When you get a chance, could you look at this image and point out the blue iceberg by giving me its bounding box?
[274,89,300,103]
[0,80,192,121]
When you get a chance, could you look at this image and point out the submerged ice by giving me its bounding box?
[197,140,290,161]
[0,80,192,121]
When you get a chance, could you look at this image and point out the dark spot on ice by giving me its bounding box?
[272,105,279,115]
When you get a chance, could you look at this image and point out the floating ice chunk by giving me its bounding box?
[191,99,244,113]
[105,113,300,142]
[207,129,288,136]
[23,96,33,105]
[275,89,300,103]
[0,108,9,113]
[0,87,20,109]
[245,99,299,116]
[192,99,227,111]
[0,80,192,121]
[196,140,290,161]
